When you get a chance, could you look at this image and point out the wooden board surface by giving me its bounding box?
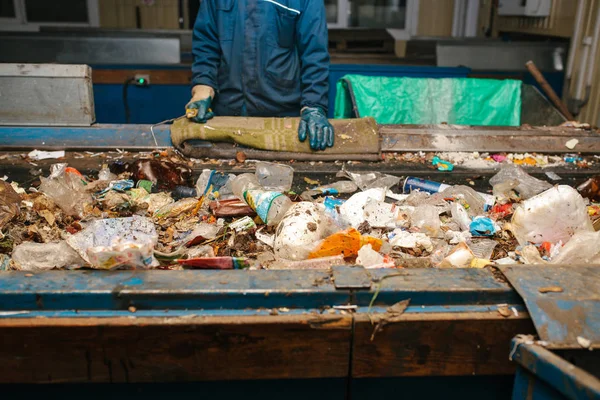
[0,315,352,383]
[352,312,536,377]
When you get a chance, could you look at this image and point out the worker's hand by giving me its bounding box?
[186,85,215,123]
[298,107,334,151]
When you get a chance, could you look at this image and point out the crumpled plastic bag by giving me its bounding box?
[363,199,398,228]
[11,241,85,271]
[388,229,434,252]
[410,205,441,237]
[444,230,472,245]
[468,239,498,260]
[337,166,401,191]
[440,185,488,216]
[510,185,593,246]
[451,202,471,231]
[490,164,552,201]
[550,231,600,264]
[39,163,92,217]
[0,180,21,229]
[521,231,600,265]
[339,188,386,228]
[67,215,158,269]
[274,202,331,261]
[86,238,157,270]
[469,216,499,237]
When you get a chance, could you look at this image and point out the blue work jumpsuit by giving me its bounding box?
[191,0,330,117]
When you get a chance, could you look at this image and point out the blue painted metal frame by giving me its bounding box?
[499,266,600,349]
[510,339,600,400]
[0,124,172,149]
[0,269,524,318]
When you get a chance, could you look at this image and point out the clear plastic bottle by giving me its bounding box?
[255,162,294,191]
[316,181,358,195]
[231,173,293,226]
[98,164,117,181]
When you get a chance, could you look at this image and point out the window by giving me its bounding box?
[353,0,407,29]
[0,0,16,18]
[0,0,99,30]
[24,0,89,23]
[327,0,419,38]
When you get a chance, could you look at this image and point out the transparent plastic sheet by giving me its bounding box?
[39,165,92,217]
[336,166,401,191]
[388,229,434,252]
[410,205,441,237]
[11,241,85,271]
[451,202,471,231]
[520,231,600,265]
[549,231,600,264]
[489,164,552,201]
[468,239,498,260]
[255,162,294,191]
[440,186,487,217]
[66,216,159,269]
[300,181,358,200]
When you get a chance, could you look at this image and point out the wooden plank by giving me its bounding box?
[380,125,600,153]
[0,315,352,383]
[92,69,192,85]
[352,312,536,377]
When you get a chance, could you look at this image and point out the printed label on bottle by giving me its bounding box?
[244,190,283,223]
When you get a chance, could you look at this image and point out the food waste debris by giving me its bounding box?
[2,148,600,271]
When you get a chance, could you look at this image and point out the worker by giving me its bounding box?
[186,0,334,151]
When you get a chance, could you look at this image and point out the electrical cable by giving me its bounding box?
[149,115,186,149]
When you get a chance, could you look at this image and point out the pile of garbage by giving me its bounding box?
[388,151,593,169]
[2,157,600,271]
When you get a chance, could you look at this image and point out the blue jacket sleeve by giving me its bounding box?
[191,1,220,90]
[296,0,330,113]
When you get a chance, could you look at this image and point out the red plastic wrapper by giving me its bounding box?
[209,199,255,217]
[177,257,249,269]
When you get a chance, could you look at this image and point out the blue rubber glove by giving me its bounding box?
[298,107,334,151]
[186,85,215,123]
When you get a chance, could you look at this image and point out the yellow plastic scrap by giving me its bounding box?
[470,258,492,268]
[308,228,382,259]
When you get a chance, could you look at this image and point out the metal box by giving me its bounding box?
[0,63,95,126]
[498,0,552,17]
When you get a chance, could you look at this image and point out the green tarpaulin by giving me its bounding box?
[334,75,522,126]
